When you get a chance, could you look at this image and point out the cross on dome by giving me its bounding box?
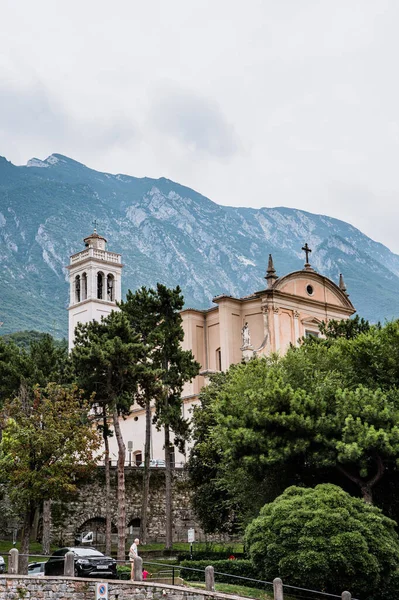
[302,243,311,263]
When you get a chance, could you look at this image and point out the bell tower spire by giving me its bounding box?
[66,228,123,350]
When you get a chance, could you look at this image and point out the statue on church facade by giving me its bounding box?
[241,322,251,348]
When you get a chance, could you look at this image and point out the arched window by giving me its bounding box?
[107,274,115,301]
[81,272,87,301]
[75,275,81,303]
[97,272,104,299]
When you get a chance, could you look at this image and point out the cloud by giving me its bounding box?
[0,80,139,159]
[149,82,240,159]
[0,81,67,137]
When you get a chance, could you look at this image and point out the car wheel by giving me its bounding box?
[74,568,79,578]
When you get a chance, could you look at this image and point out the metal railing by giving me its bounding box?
[70,248,121,265]
[106,460,185,468]
[2,550,358,600]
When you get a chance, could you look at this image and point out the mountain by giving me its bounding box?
[0,153,398,337]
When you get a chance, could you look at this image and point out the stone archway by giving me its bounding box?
[75,516,117,549]
[127,517,140,543]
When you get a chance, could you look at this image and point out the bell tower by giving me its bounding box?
[66,229,123,350]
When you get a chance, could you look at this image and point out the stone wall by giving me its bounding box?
[0,576,232,600]
[52,467,209,546]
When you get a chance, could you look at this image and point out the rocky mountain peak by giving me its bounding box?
[0,153,398,336]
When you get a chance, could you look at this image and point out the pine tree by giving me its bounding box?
[72,311,146,560]
[120,284,200,548]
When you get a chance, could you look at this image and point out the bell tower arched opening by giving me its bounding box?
[81,272,88,301]
[75,275,81,303]
[107,274,115,302]
[97,272,104,300]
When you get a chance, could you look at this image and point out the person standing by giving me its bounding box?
[129,538,140,580]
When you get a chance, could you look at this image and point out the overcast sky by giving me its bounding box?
[1,1,399,252]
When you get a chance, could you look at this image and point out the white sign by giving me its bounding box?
[96,582,108,600]
[188,528,195,543]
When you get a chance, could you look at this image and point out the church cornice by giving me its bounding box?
[258,289,355,315]
[66,257,124,270]
[67,298,118,310]
[180,305,219,315]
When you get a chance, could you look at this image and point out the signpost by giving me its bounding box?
[188,528,195,559]
[96,582,108,600]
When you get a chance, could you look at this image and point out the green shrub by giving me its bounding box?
[117,565,131,580]
[180,559,260,587]
[245,484,399,600]
[177,551,245,562]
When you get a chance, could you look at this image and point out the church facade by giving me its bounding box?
[67,233,355,466]
[180,249,355,399]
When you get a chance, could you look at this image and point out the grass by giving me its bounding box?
[0,540,57,567]
[188,581,273,600]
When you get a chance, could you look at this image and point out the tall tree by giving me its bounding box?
[120,284,200,549]
[72,310,146,561]
[0,383,101,574]
[28,333,70,387]
[0,333,71,552]
[119,287,162,544]
[29,334,71,552]
[0,338,32,408]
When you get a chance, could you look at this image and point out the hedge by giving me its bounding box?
[177,551,245,562]
[180,559,265,588]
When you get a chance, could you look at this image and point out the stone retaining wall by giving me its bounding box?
[0,576,231,600]
[53,467,227,545]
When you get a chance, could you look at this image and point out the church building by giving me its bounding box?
[67,233,356,466]
[180,245,355,400]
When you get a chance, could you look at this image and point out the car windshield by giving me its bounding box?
[74,548,104,557]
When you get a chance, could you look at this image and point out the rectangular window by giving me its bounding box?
[305,330,319,338]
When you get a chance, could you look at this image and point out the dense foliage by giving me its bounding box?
[1,330,67,351]
[0,333,70,407]
[189,319,399,534]
[0,383,101,571]
[245,484,399,599]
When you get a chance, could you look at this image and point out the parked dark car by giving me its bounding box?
[44,547,117,579]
